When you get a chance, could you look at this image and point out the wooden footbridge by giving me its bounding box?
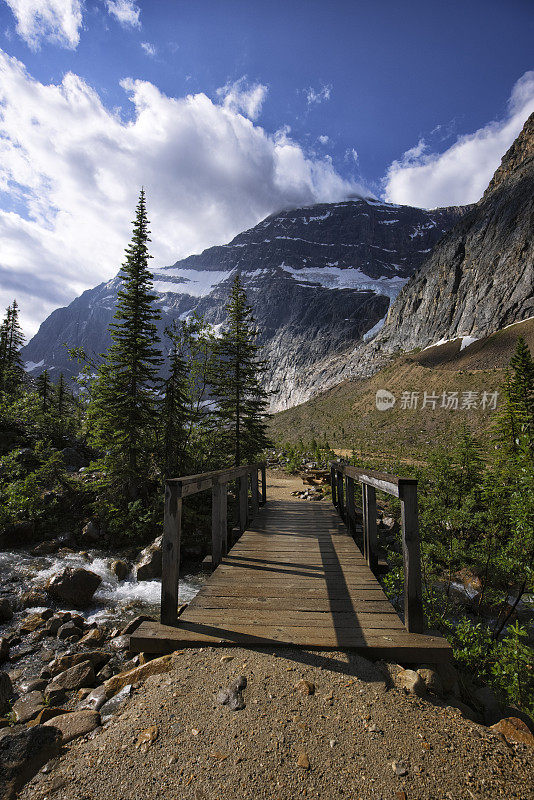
[130,463,451,662]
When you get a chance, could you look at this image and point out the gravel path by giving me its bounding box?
[19,645,534,800]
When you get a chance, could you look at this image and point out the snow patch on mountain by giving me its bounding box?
[280,265,408,300]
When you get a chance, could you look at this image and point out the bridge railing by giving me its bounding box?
[161,463,267,625]
[330,461,423,633]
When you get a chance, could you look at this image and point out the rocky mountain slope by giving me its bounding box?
[285,112,534,404]
[20,200,464,411]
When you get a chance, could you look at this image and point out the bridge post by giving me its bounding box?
[161,481,182,626]
[400,482,424,633]
[211,478,227,567]
[336,469,345,518]
[362,483,378,574]
[330,465,337,506]
[260,464,267,505]
[345,475,355,538]
[238,474,248,534]
[251,467,259,517]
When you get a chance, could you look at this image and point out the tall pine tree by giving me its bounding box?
[36,369,51,412]
[161,324,190,478]
[0,300,25,395]
[91,189,162,498]
[210,272,270,466]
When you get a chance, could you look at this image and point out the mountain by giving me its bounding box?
[20,198,464,410]
[285,112,534,403]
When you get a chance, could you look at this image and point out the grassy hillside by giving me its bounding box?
[269,317,534,462]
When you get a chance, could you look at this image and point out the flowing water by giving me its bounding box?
[0,547,205,632]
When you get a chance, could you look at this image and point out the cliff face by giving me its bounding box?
[21,199,463,411]
[376,112,534,354]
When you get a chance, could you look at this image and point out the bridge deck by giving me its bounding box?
[130,499,451,662]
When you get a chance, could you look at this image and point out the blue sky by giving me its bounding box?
[0,0,533,335]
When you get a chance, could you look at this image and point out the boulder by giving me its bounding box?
[80,521,100,544]
[135,536,163,581]
[60,447,87,470]
[0,639,9,665]
[19,589,48,609]
[12,692,44,724]
[436,660,460,697]
[110,635,130,651]
[43,710,100,744]
[417,668,443,696]
[46,568,102,607]
[30,707,67,725]
[110,560,129,581]
[79,628,105,646]
[45,612,72,636]
[0,600,13,623]
[0,725,62,800]
[491,717,534,747]
[0,672,13,715]
[18,678,47,694]
[46,660,95,694]
[19,614,45,634]
[46,650,109,679]
[83,654,174,705]
[120,615,153,636]
[56,622,83,641]
[393,668,426,697]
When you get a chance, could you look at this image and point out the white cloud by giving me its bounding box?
[345,148,358,164]
[318,135,329,145]
[3,0,82,49]
[384,71,534,208]
[141,41,156,57]
[306,83,332,106]
[216,77,267,121]
[105,0,140,29]
[0,51,367,336]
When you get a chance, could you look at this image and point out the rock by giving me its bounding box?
[135,725,158,754]
[12,692,44,724]
[80,520,100,544]
[380,516,399,533]
[135,536,163,581]
[119,615,153,636]
[60,447,87,470]
[44,687,67,707]
[56,621,83,641]
[444,696,481,723]
[391,760,408,776]
[45,649,109,678]
[491,717,534,747]
[79,628,105,646]
[0,639,9,665]
[80,685,107,711]
[473,686,501,725]
[19,589,48,609]
[297,752,310,770]
[0,672,13,715]
[19,614,45,634]
[393,669,426,697]
[99,685,132,719]
[18,678,47,694]
[30,707,67,725]
[436,661,460,697]
[85,654,174,704]
[110,635,130,651]
[43,710,101,744]
[111,560,129,581]
[216,675,247,711]
[46,568,102,608]
[294,679,315,695]
[0,600,13,622]
[43,613,71,636]
[0,725,62,800]
[416,668,443,695]
[46,660,95,694]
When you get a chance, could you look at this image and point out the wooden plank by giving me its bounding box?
[401,483,424,633]
[189,597,396,612]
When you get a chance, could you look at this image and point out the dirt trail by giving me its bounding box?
[19,471,534,800]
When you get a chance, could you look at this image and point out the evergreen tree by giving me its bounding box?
[210,272,271,466]
[0,300,25,395]
[90,189,162,498]
[161,324,190,478]
[36,369,51,412]
[496,337,534,463]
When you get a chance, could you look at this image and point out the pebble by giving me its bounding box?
[391,760,408,776]
[297,752,310,770]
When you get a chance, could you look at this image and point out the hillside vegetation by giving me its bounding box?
[270,317,534,461]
